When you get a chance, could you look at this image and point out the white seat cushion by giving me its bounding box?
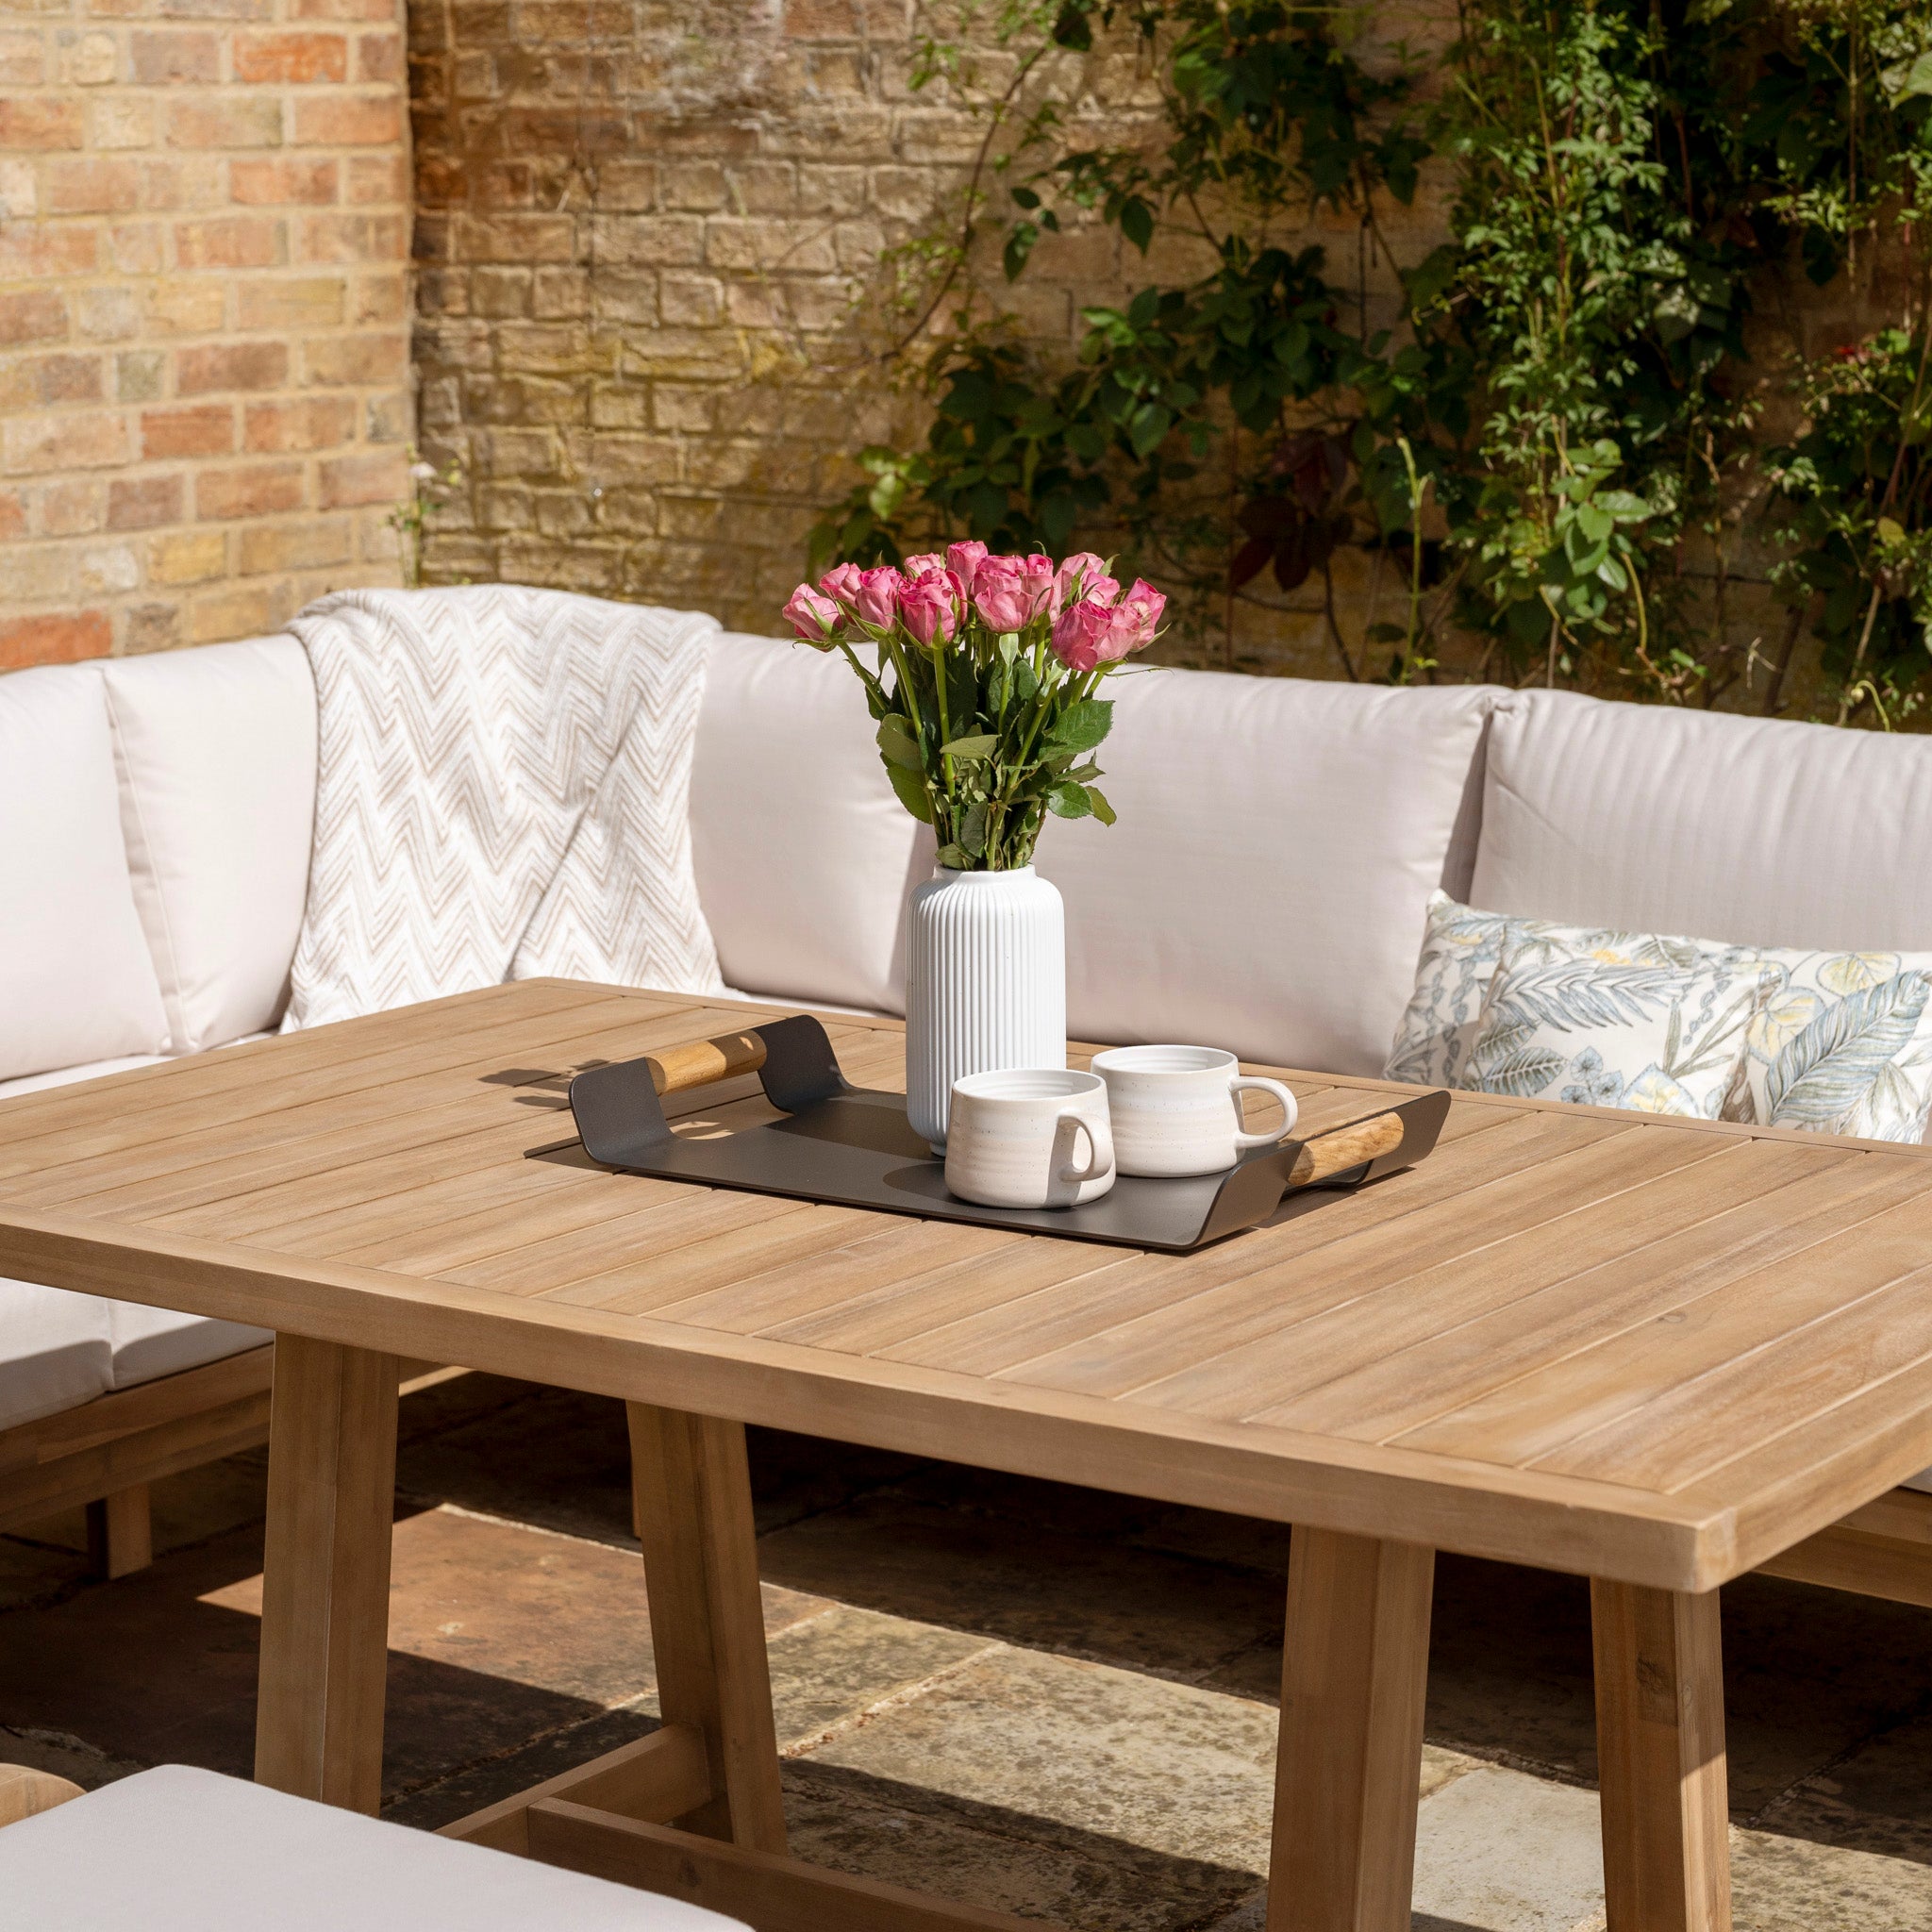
[102,637,318,1055]
[691,633,929,1014]
[0,1280,112,1432]
[107,1303,271,1391]
[1473,689,1932,950]
[1035,669,1499,1076]
[0,1057,268,1407]
[0,1764,747,1929]
[0,666,172,1083]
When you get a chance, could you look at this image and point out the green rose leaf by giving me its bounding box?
[1045,778,1093,819]
[1086,786,1117,825]
[941,733,999,761]
[876,715,924,770]
[934,842,971,869]
[1041,697,1113,757]
[886,761,935,824]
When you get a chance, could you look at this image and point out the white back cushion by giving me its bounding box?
[1473,691,1932,949]
[102,637,318,1054]
[691,633,928,1012]
[1037,669,1499,1075]
[0,665,171,1082]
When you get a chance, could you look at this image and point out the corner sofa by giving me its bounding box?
[4,589,1931,1597]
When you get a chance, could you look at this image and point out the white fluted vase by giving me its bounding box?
[906,865,1066,1152]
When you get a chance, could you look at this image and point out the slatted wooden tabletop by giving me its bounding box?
[4,976,1932,1593]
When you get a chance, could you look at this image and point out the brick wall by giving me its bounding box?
[0,0,411,671]
[409,3,1452,671]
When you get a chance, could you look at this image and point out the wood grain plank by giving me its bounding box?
[1304,1145,1915,1448]
[1239,1139,1850,1437]
[1414,1186,1932,1477]
[982,1112,1626,1398]
[0,980,631,1178]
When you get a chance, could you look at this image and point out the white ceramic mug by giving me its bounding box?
[1089,1044,1299,1177]
[944,1068,1115,1209]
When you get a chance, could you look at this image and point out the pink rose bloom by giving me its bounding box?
[972,553,1055,633]
[946,541,989,591]
[1111,578,1166,652]
[818,561,864,614]
[1049,596,1129,673]
[782,582,841,645]
[852,565,907,630]
[897,568,962,646]
[902,552,948,579]
[1053,552,1119,613]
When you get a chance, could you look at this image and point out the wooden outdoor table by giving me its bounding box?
[5,979,1932,1932]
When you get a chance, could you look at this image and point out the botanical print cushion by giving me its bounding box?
[1384,891,1526,1088]
[1461,924,1765,1118]
[1730,950,1932,1142]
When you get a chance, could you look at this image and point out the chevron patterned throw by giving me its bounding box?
[282,585,725,1031]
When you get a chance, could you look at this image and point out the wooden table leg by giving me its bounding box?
[1267,1527,1435,1932]
[627,1403,787,1853]
[254,1335,399,1813]
[1591,1580,1732,1932]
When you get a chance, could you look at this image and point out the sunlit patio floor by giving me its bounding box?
[4,1372,1931,1930]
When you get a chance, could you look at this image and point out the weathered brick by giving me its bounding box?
[4,411,130,475]
[0,96,84,148]
[108,223,167,275]
[129,29,223,82]
[0,290,68,346]
[0,353,106,408]
[291,92,398,145]
[143,403,236,458]
[230,157,340,204]
[143,277,229,335]
[40,481,106,537]
[242,393,354,450]
[125,601,183,652]
[91,98,156,150]
[317,445,406,506]
[80,542,142,594]
[0,611,113,670]
[149,526,228,582]
[43,158,142,214]
[188,578,288,643]
[175,214,284,268]
[235,29,346,81]
[195,458,304,518]
[0,491,25,540]
[116,351,166,401]
[296,209,405,262]
[65,31,118,86]
[108,473,186,528]
[355,29,401,79]
[344,151,405,202]
[0,225,99,277]
[301,332,405,386]
[167,94,284,148]
[177,340,289,392]
[237,513,352,572]
[236,275,345,329]
[0,30,44,85]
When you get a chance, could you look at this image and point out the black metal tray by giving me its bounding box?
[564,1015,1449,1255]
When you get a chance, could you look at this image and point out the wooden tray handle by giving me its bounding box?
[645,1029,768,1098]
[1288,1109,1407,1188]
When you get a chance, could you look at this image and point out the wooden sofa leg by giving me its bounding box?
[85,1484,153,1579]
[0,1765,85,1825]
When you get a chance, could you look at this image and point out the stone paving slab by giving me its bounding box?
[6,1380,1932,1931]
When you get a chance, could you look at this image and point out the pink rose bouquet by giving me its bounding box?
[780,546,1163,870]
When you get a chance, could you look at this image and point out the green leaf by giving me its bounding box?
[876,715,923,770]
[934,842,971,869]
[1594,491,1651,523]
[1041,697,1113,756]
[1045,778,1093,819]
[885,761,935,824]
[1085,785,1116,825]
[958,802,989,857]
[940,733,998,761]
[1576,504,1614,545]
